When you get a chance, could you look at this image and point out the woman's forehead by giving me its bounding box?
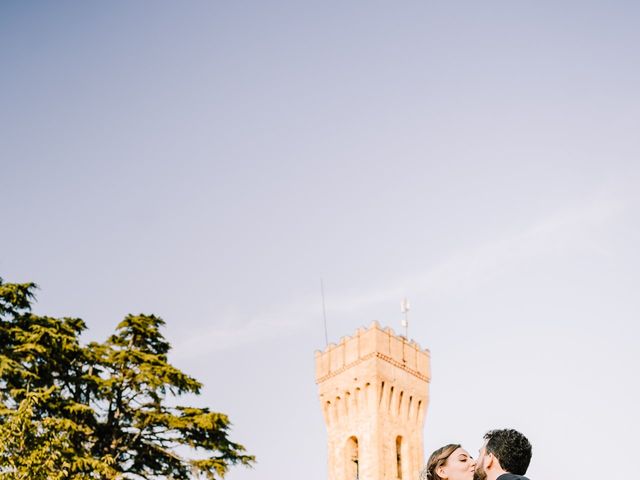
[452,447,470,457]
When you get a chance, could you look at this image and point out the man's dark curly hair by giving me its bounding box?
[484,428,532,475]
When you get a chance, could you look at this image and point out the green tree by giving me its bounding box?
[0,278,254,479]
[0,388,116,480]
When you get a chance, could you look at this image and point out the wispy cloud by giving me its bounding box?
[172,300,314,359]
[309,194,623,315]
[173,195,623,358]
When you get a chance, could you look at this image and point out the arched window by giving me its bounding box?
[396,435,403,479]
[346,436,359,480]
[345,391,351,416]
[324,400,332,426]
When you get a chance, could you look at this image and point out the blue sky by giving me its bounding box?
[2,2,639,479]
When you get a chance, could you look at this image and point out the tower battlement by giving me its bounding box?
[315,321,431,480]
[314,321,431,385]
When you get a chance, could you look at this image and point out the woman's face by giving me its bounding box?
[438,447,476,480]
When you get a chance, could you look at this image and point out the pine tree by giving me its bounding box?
[0,278,254,479]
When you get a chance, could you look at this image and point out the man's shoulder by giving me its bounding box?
[497,474,530,480]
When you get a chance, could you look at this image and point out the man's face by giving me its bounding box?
[472,442,488,480]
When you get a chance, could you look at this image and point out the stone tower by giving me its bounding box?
[315,322,431,480]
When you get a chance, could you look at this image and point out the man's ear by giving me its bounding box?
[485,453,495,470]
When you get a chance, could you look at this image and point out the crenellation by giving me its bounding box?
[316,349,330,380]
[345,335,359,364]
[405,343,417,370]
[359,325,377,357]
[389,334,403,364]
[376,327,391,356]
[329,343,344,371]
[416,350,430,379]
[316,323,430,384]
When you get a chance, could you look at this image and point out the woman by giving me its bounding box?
[419,443,476,480]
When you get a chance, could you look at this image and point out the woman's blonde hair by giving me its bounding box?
[419,444,461,480]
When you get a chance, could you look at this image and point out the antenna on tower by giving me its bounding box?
[321,278,329,346]
[400,298,410,338]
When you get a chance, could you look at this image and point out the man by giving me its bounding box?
[473,428,532,480]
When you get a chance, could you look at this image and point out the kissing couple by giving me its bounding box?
[420,428,532,480]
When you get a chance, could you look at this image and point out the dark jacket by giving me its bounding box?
[497,474,529,480]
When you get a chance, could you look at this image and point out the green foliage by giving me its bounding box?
[0,388,116,480]
[0,277,254,479]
